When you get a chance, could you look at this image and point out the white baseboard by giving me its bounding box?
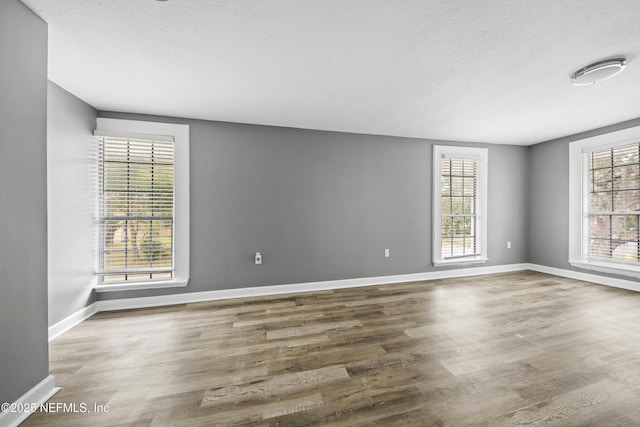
[97,263,530,311]
[0,375,59,427]
[48,303,98,342]
[57,263,640,337]
[526,263,640,293]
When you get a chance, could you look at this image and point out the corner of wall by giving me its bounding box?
[47,81,99,327]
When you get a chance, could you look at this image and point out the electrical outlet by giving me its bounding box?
[507,241,512,249]
[255,252,262,265]
[384,248,390,258]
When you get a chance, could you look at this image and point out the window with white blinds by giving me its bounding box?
[586,142,640,264]
[441,157,479,259]
[433,146,488,266]
[569,126,640,279]
[98,136,175,283]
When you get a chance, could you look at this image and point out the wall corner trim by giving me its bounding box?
[0,375,59,427]
[48,303,98,342]
[526,263,640,293]
[97,263,531,311]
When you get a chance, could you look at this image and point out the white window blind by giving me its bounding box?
[440,157,480,260]
[433,145,487,267]
[97,136,175,283]
[586,142,640,265]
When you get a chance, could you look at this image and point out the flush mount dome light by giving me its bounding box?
[571,58,626,86]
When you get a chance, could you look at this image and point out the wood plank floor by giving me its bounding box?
[22,270,640,426]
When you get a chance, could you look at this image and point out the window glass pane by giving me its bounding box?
[441,197,451,214]
[589,215,611,240]
[463,160,476,176]
[449,218,463,236]
[442,237,453,258]
[462,197,475,215]
[589,239,611,259]
[141,219,173,267]
[462,177,475,196]
[104,250,126,270]
[612,216,638,240]
[590,192,612,212]
[613,144,639,166]
[450,176,463,196]
[449,196,463,213]
[613,165,639,191]
[612,242,639,262]
[463,235,475,253]
[104,163,128,191]
[613,190,640,212]
[442,217,453,236]
[463,216,475,237]
[450,237,465,256]
[591,150,612,169]
[592,168,613,192]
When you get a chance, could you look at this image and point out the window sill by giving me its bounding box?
[433,257,488,267]
[569,260,640,279]
[94,279,189,293]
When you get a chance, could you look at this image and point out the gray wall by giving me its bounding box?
[528,117,640,278]
[97,112,528,301]
[0,0,49,405]
[47,81,98,326]
[527,137,570,267]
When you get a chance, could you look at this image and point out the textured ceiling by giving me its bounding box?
[21,0,640,145]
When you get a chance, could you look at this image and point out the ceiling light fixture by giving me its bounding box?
[570,58,626,86]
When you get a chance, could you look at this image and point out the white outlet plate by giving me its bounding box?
[384,249,390,258]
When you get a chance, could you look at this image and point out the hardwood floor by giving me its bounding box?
[23,270,640,426]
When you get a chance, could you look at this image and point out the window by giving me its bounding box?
[94,119,189,291]
[587,144,640,262]
[433,145,488,266]
[98,136,174,283]
[569,126,640,278]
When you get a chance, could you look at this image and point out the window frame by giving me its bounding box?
[569,125,640,278]
[94,118,190,292]
[432,145,489,267]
